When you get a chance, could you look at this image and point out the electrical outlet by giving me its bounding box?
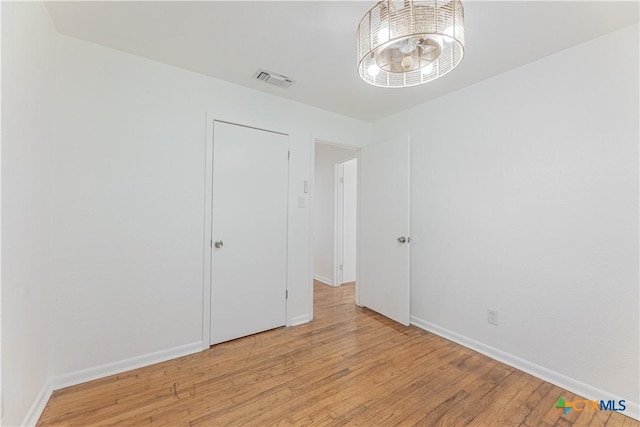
[487,309,499,326]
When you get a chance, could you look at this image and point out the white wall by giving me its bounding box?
[4,3,637,423]
[371,24,639,412]
[1,2,57,425]
[49,35,369,377]
[342,158,357,283]
[313,143,356,285]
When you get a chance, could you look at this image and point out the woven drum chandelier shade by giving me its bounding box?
[357,0,465,88]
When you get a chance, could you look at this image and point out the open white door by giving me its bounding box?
[359,137,410,326]
[336,158,358,285]
[210,121,289,345]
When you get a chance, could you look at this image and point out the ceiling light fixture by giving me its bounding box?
[357,0,465,88]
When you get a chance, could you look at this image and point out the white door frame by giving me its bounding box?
[203,111,291,350]
[334,162,343,287]
[334,156,357,286]
[310,139,361,310]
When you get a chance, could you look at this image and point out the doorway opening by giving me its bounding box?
[312,141,358,303]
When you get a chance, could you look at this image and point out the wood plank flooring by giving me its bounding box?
[38,281,637,426]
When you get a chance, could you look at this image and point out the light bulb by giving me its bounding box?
[444,26,455,41]
[421,63,434,75]
[401,55,414,70]
[368,64,380,76]
[377,28,390,43]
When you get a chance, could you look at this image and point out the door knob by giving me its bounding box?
[397,236,406,244]
[214,240,224,248]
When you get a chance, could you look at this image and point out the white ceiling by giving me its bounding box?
[45,1,638,122]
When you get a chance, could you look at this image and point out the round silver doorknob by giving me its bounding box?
[397,236,406,244]
[214,240,224,248]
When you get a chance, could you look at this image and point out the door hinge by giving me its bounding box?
[286,290,288,299]
[288,151,290,159]
[210,239,213,247]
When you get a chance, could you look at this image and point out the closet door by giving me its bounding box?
[210,121,289,345]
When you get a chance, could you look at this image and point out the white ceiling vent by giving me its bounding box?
[253,69,295,89]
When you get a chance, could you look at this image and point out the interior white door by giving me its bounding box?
[359,137,410,326]
[211,121,289,345]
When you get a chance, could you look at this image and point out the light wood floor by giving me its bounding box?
[38,281,637,426]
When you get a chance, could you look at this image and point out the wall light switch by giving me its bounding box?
[298,196,306,208]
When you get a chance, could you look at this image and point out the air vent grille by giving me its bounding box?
[256,71,270,81]
[253,69,295,89]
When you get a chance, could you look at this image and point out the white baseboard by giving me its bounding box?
[22,342,203,425]
[289,314,311,326]
[50,341,203,390]
[21,382,53,427]
[410,316,639,421]
[313,275,334,286]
